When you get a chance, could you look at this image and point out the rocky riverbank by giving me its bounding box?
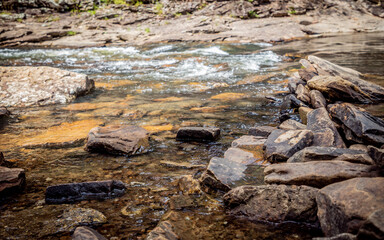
[1,0,384,48]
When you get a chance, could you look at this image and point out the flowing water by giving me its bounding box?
[0,32,383,239]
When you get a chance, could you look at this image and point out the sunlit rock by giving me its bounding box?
[210,93,246,101]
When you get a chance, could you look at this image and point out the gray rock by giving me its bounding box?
[310,90,327,109]
[264,161,380,188]
[299,68,318,82]
[85,125,150,156]
[146,221,179,240]
[279,119,306,130]
[313,233,357,240]
[223,184,318,224]
[287,147,374,165]
[307,107,346,148]
[231,135,266,151]
[264,129,314,162]
[316,177,384,236]
[72,226,107,240]
[296,84,311,103]
[0,66,94,107]
[176,127,220,141]
[248,126,277,137]
[328,103,384,147]
[368,145,384,169]
[0,166,25,195]
[45,180,126,204]
[357,209,384,240]
[199,169,231,194]
[0,107,10,118]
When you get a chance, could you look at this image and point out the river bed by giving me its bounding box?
[0,32,383,239]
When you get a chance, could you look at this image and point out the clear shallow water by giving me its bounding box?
[0,33,383,239]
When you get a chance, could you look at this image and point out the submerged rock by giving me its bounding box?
[176,127,220,141]
[0,166,25,195]
[223,185,318,224]
[85,125,150,156]
[287,147,374,165]
[264,161,379,188]
[264,129,314,162]
[146,221,179,240]
[0,66,94,107]
[45,180,126,204]
[72,226,107,240]
[316,177,384,236]
[328,103,384,147]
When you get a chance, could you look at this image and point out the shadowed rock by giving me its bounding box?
[287,147,374,165]
[85,125,150,156]
[264,129,314,162]
[45,180,126,204]
[357,209,384,240]
[264,161,380,188]
[368,145,384,169]
[0,107,10,118]
[310,90,327,108]
[328,103,384,147]
[0,166,25,195]
[176,127,220,141]
[313,233,357,240]
[316,177,384,236]
[223,185,318,224]
[249,126,277,137]
[72,226,107,240]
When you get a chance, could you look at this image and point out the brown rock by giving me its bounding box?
[279,119,306,130]
[264,161,379,188]
[316,177,384,236]
[0,66,94,107]
[248,126,277,137]
[72,226,107,240]
[223,185,318,224]
[299,106,313,124]
[368,145,384,169]
[296,84,311,103]
[231,135,266,151]
[357,209,384,240]
[310,90,327,108]
[85,125,150,156]
[146,221,179,240]
[0,166,25,195]
[176,127,220,141]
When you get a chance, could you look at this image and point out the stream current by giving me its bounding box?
[0,32,384,239]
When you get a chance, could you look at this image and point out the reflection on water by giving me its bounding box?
[0,33,383,239]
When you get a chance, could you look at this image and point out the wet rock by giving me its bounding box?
[287,147,374,165]
[368,145,384,169]
[0,152,12,167]
[307,76,373,104]
[299,68,318,82]
[316,177,384,236]
[72,226,107,240]
[85,125,150,156]
[286,94,309,108]
[248,126,277,137]
[176,127,220,142]
[169,195,198,210]
[45,180,126,204]
[299,106,313,124]
[313,233,357,240]
[264,129,314,162]
[146,221,179,240]
[308,56,384,102]
[310,90,327,109]
[160,161,205,170]
[296,84,311,103]
[223,185,318,224]
[177,175,201,195]
[0,166,25,195]
[279,119,306,130]
[0,66,94,107]
[199,169,231,194]
[0,107,10,119]
[328,103,384,147]
[357,209,384,240]
[264,161,379,188]
[231,135,266,151]
[307,107,346,148]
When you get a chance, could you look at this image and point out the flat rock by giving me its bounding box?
[0,66,94,107]
[72,226,107,240]
[313,233,357,240]
[316,177,384,236]
[223,184,318,224]
[357,209,384,240]
[45,180,126,204]
[85,125,150,156]
[264,161,379,188]
[307,107,346,148]
[368,145,384,169]
[231,135,266,151]
[248,126,277,137]
[287,147,374,165]
[328,103,384,147]
[0,166,25,195]
[310,89,327,109]
[279,119,306,130]
[264,129,314,162]
[176,127,220,141]
[0,107,10,118]
[146,221,179,240]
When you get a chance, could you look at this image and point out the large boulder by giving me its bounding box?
[316,177,384,236]
[72,226,107,240]
[45,180,126,204]
[264,161,380,188]
[223,185,318,224]
[0,66,94,107]
[307,56,384,102]
[0,166,25,195]
[176,127,220,142]
[306,107,345,148]
[328,103,384,147]
[264,129,314,162]
[85,125,150,156]
[287,147,374,165]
